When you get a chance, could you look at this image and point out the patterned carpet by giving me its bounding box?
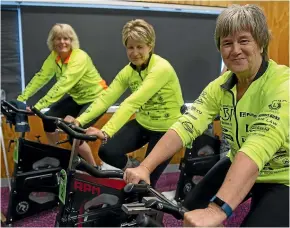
[1,172,250,227]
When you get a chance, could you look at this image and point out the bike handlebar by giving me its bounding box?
[145,199,187,220]
[31,106,58,121]
[31,106,97,141]
[76,157,124,178]
[1,100,33,115]
[123,180,148,193]
[123,181,188,220]
[55,120,97,141]
[31,106,85,132]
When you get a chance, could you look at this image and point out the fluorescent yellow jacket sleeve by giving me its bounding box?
[170,76,223,148]
[17,53,55,102]
[76,69,128,127]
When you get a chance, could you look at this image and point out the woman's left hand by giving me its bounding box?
[85,127,105,140]
[183,204,227,227]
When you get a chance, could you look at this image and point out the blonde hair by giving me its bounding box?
[47,23,80,51]
[122,19,156,51]
[215,4,271,60]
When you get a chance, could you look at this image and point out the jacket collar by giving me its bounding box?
[55,50,72,64]
[221,58,269,90]
[129,53,153,71]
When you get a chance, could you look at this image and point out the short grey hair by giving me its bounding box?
[122,19,156,51]
[47,23,80,51]
[215,4,271,60]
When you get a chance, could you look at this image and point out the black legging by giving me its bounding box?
[98,119,172,187]
[183,157,289,227]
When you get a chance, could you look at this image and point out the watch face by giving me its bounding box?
[210,196,232,218]
[213,196,225,207]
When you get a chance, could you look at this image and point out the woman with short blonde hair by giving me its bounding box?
[18,23,107,166]
[76,19,184,187]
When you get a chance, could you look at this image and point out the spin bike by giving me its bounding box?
[29,110,152,227]
[1,100,71,226]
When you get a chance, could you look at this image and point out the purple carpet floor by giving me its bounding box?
[1,173,250,227]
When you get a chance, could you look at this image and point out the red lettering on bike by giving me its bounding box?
[74,180,100,195]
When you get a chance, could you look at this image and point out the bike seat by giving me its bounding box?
[32,157,60,170]
[84,194,119,210]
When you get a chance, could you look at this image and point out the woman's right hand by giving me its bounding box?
[123,165,151,185]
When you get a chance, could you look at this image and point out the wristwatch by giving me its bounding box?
[101,130,109,145]
[210,195,233,218]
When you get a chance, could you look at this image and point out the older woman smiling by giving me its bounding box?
[124,4,289,227]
